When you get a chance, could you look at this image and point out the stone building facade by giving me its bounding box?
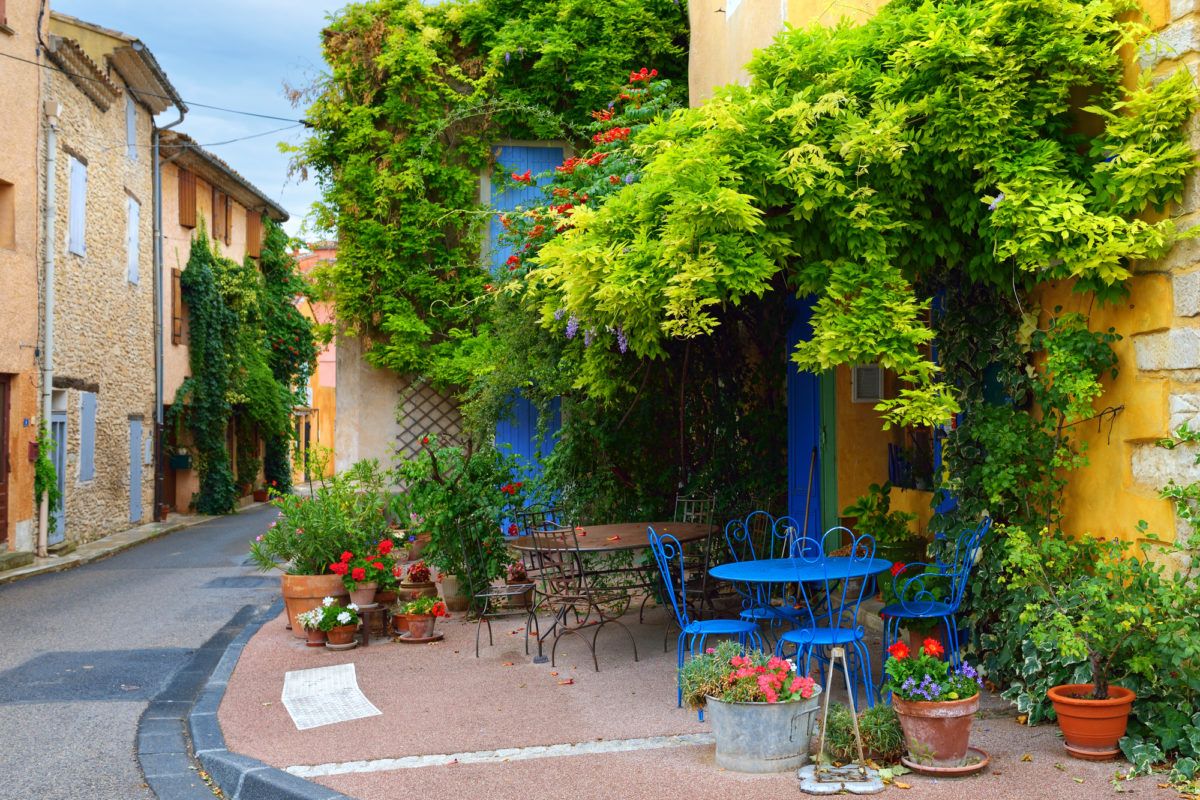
[158,130,288,511]
[40,12,181,544]
[0,0,46,560]
[293,241,338,482]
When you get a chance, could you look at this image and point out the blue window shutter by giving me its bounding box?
[126,196,140,284]
[79,392,97,481]
[126,97,138,161]
[68,156,86,255]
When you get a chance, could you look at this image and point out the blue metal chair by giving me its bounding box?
[776,527,878,709]
[881,517,992,674]
[647,527,764,717]
[721,511,801,634]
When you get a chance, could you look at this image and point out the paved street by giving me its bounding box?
[0,506,279,800]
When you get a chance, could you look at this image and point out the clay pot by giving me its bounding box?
[349,581,378,607]
[407,533,431,560]
[305,628,328,648]
[326,624,359,646]
[281,574,349,640]
[375,589,398,607]
[253,489,269,502]
[406,614,436,639]
[505,578,534,609]
[399,581,437,601]
[1047,684,1135,761]
[893,693,979,767]
[438,574,470,613]
[391,613,409,635]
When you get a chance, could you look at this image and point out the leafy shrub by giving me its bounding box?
[823,703,905,764]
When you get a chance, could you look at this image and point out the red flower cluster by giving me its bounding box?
[407,560,431,583]
[508,523,520,536]
[890,562,906,577]
[592,127,631,145]
[629,67,658,82]
[551,203,574,215]
[888,641,910,660]
[609,175,621,185]
[430,600,448,618]
[726,654,814,704]
[585,152,607,167]
[528,224,546,238]
[556,156,582,175]
[499,481,525,495]
[506,254,521,270]
[511,169,533,184]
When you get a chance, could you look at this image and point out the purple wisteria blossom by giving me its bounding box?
[624,174,635,184]
[504,51,511,65]
[987,191,1005,212]
[554,307,565,321]
[616,326,628,354]
[565,314,579,339]
[584,328,595,347]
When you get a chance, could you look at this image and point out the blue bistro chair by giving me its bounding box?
[721,512,809,637]
[776,528,878,710]
[647,527,764,718]
[881,517,993,674]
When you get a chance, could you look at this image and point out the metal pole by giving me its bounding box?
[37,100,59,558]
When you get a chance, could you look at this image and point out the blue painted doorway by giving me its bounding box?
[786,297,826,540]
[488,144,565,481]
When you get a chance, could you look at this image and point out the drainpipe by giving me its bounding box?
[152,103,186,522]
[38,100,59,558]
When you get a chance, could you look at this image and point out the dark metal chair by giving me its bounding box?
[881,517,993,674]
[529,524,639,671]
[464,522,539,658]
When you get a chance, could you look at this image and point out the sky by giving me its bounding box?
[52,0,343,238]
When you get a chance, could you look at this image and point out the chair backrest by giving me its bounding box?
[647,526,691,629]
[675,494,716,526]
[795,529,876,634]
[773,515,825,559]
[515,505,559,536]
[529,523,587,598]
[723,510,776,563]
[935,516,992,609]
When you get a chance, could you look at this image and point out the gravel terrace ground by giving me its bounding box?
[221,605,1168,800]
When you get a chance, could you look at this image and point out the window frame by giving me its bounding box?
[67,154,87,256]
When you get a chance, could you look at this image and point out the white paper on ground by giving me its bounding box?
[281,663,382,731]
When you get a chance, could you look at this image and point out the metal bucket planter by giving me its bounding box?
[705,687,822,773]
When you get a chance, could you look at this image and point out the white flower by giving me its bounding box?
[348,603,359,611]
[785,659,797,673]
[336,611,352,625]
[322,596,335,607]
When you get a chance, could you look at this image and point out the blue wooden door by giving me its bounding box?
[489,144,565,481]
[50,413,66,544]
[787,297,824,540]
[129,419,142,523]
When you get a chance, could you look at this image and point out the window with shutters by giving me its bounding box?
[79,391,97,481]
[126,195,140,284]
[211,188,231,244]
[246,210,262,258]
[171,268,183,345]
[178,168,196,228]
[67,155,86,255]
[223,195,231,245]
[125,97,137,161]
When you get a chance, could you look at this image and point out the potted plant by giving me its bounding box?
[296,609,327,647]
[403,596,448,639]
[252,484,270,503]
[841,482,921,565]
[505,561,533,609]
[680,641,821,773]
[881,561,946,647]
[399,560,437,601]
[883,638,983,767]
[248,461,391,638]
[1005,526,1147,761]
[316,598,362,646]
[330,538,398,607]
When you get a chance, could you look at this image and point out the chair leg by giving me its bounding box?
[475,598,489,658]
[852,638,875,709]
[676,632,687,708]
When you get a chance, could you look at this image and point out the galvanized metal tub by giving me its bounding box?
[704,687,823,773]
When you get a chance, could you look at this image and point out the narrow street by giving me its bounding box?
[0,506,279,800]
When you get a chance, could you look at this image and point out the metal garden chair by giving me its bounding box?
[639,493,717,625]
[880,516,993,674]
[647,526,765,717]
[465,525,539,658]
[717,511,811,644]
[776,527,879,710]
[528,524,638,671]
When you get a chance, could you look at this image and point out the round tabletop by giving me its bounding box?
[709,556,892,583]
[507,521,713,553]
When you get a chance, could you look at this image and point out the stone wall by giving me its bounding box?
[44,52,155,543]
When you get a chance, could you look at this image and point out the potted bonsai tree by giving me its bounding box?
[680,641,821,773]
[1005,526,1154,761]
[883,637,984,769]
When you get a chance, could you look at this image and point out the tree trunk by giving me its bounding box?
[1090,651,1108,700]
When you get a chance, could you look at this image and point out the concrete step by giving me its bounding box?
[0,550,34,571]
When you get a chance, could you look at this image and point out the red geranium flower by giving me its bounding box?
[340,551,353,563]
[372,561,384,570]
[430,601,448,618]
[378,539,394,556]
[923,638,945,658]
[890,562,906,577]
[329,562,348,576]
[351,567,366,582]
[508,523,519,536]
[888,641,910,660]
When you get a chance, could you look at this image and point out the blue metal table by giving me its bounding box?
[709,556,892,584]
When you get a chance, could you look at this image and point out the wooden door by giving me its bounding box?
[0,375,9,545]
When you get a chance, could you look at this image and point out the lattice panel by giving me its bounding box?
[395,377,462,457]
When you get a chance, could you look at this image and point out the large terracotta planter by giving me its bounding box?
[438,574,470,612]
[893,693,979,767]
[1047,684,1135,761]
[399,581,437,601]
[281,574,349,640]
[326,624,358,645]
[349,581,378,607]
[705,688,823,773]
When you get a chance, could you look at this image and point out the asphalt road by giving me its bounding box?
[0,505,280,800]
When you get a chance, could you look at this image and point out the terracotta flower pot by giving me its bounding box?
[407,533,431,560]
[305,628,328,648]
[505,578,533,609]
[893,693,979,767]
[252,489,269,502]
[391,613,409,635]
[349,581,378,607]
[399,581,437,601]
[375,590,398,606]
[326,624,358,646]
[438,574,470,612]
[406,614,436,639]
[281,574,349,640]
[1047,684,1135,761]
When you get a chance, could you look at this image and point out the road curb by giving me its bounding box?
[167,598,354,800]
